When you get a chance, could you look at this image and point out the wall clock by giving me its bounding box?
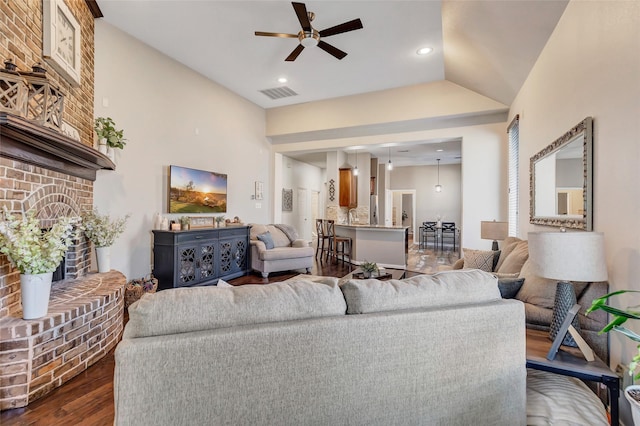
[43,0,81,86]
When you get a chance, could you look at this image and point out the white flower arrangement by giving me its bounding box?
[0,208,77,274]
[81,208,129,248]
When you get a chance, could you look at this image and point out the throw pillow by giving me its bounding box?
[256,231,275,249]
[494,237,522,271]
[462,249,495,272]
[495,240,529,274]
[497,277,525,299]
[515,259,557,309]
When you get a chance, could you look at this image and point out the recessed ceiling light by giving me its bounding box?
[277,77,288,83]
[436,149,443,152]
[416,47,433,56]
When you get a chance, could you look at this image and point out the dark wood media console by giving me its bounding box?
[152,226,250,290]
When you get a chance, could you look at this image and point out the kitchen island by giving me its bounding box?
[335,224,409,269]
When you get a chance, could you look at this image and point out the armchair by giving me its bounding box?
[249,224,314,278]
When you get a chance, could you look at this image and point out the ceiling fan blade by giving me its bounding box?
[317,41,347,60]
[255,31,298,38]
[319,19,363,37]
[285,44,305,62]
[292,2,311,32]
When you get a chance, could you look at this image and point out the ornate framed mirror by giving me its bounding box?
[530,117,593,230]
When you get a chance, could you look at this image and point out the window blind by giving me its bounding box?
[507,115,520,237]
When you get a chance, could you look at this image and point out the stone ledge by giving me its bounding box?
[0,271,125,411]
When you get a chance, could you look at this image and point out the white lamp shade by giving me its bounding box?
[528,231,608,282]
[481,221,508,241]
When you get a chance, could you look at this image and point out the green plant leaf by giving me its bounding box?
[611,326,640,342]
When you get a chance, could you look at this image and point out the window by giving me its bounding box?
[508,115,519,237]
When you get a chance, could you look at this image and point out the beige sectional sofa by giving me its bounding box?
[114,270,526,425]
[453,236,608,361]
[248,223,314,277]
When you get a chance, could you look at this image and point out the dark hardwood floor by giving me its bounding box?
[0,256,426,425]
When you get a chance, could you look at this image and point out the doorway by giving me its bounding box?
[390,189,417,243]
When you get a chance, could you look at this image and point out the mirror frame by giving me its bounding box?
[529,117,593,231]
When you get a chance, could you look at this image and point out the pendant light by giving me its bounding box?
[435,158,442,192]
[387,147,393,171]
[353,149,359,176]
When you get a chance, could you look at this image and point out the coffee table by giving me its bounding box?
[343,267,405,280]
[526,328,619,425]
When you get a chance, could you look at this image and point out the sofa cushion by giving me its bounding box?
[124,278,346,338]
[496,240,529,274]
[268,225,291,248]
[516,259,557,309]
[249,224,269,240]
[340,269,501,314]
[517,259,592,310]
[498,277,525,299]
[257,231,275,249]
[250,224,293,248]
[494,237,522,271]
[462,249,496,272]
[258,246,315,261]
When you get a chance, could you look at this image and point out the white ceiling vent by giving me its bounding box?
[259,86,298,100]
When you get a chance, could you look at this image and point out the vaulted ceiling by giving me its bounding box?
[99,0,568,108]
[98,1,568,167]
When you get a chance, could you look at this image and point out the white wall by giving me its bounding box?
[389,163,462,229]
[93,21,270,279]
[509,1,640,423]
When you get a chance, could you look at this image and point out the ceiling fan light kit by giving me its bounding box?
[255,2,363,62]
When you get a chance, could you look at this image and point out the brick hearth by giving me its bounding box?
[0,271,125,410]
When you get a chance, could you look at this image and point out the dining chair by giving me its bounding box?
[441,222,457,252]
[422,221,438,250]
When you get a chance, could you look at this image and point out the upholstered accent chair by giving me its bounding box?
[249,224,314,278]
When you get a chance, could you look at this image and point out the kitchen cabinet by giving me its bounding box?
[339,167,357,208]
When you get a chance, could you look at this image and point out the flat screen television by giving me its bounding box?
[168,165,227,213]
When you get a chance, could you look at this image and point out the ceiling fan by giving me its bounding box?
[255,2,363,61]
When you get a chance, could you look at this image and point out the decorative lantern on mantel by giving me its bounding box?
[19,62,65,131]
[0,59,28,117]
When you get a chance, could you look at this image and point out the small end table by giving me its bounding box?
[526,328,619,425]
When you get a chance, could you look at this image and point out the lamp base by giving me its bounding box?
[491,240,499,251]
[549,281,581,347]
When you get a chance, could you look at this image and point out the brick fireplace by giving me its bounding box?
[0,0,128,411]
[0,114,124,411]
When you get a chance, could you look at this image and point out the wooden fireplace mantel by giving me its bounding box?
[0,113,114,181]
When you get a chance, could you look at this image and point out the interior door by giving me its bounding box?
[310,190,320,238]
[297,188,309,240]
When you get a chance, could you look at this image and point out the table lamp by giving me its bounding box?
[528,231,607,351]
[481,220,508,250]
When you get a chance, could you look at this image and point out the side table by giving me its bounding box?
[526,328,619,425]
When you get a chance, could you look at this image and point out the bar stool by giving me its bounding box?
[333,234,352,265]
[315,219,331,259]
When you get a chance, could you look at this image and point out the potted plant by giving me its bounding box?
[587,290,640,424]
[81,208,129,273]
[360,260,378,278]
[0,208,77,319]
[180,216,190,231]
[94,117,126,161]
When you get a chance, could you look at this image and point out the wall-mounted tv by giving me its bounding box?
[169,165,227,213]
